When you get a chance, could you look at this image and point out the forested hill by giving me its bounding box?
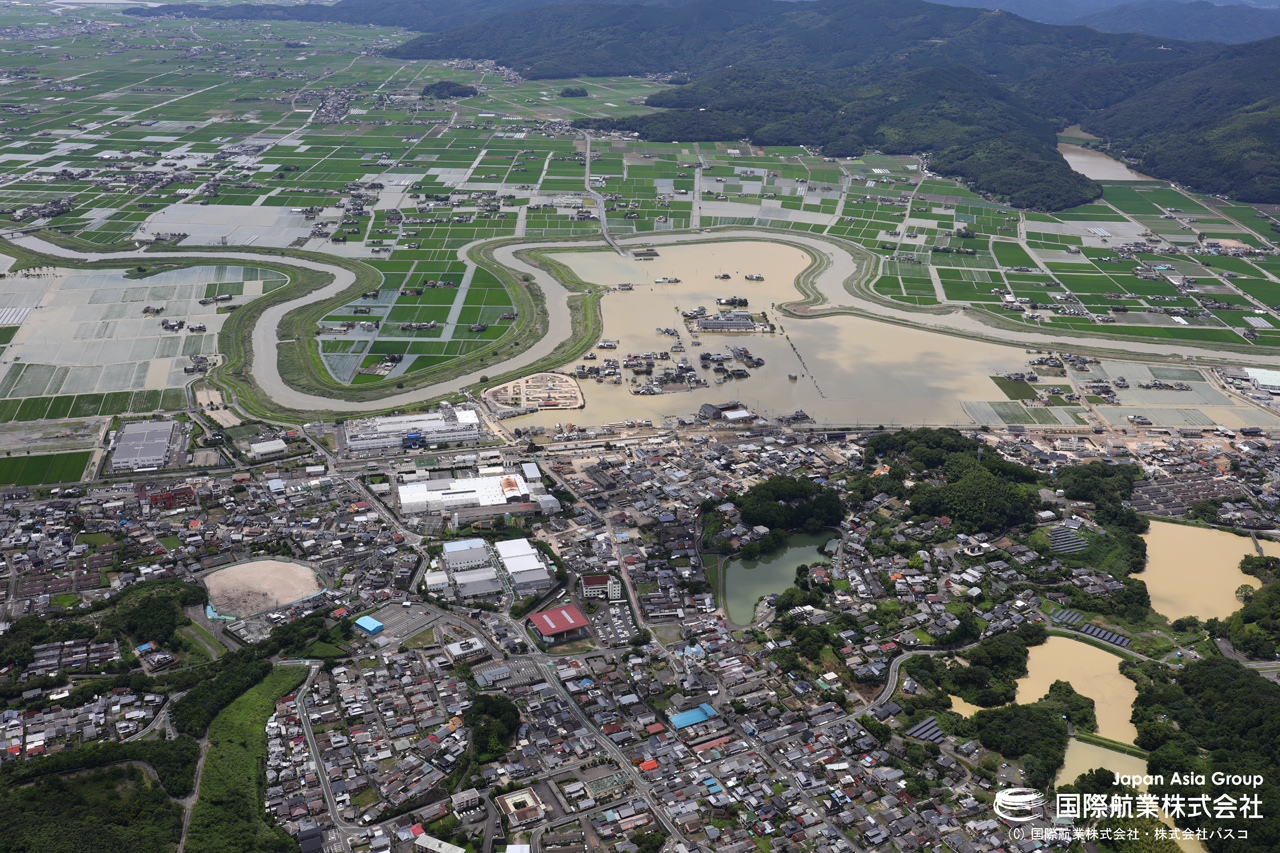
[586,66,1102,209]
[388,0,1213,81]
[1069,0,1280,45]
[1018,35,1280,202]
[123,0,683,34]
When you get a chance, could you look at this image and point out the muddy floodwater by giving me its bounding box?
[1058,144,1154,181]
[947,694,986,717]
[1016,636,1138,744]
[1141,522,1262,621]
[517,240,1025,428]
[1058,740,1207,853]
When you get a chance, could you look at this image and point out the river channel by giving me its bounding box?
[724,531,833,624]
[1141,521,1262,621]
[1058,144,1155,181]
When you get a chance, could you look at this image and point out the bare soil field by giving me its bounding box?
[204,559,323,617]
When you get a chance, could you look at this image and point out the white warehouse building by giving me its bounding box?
[1247,367,1280,395]
[399,474,533,516]
[442,538,491,572]
[343,408,480,453]
[495,538,552,593]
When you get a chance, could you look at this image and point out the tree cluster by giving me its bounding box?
[464,694,521,763]
[1131,658,1280,850]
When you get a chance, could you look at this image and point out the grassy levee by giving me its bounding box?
[1072,732,1150,759]
[244,237,604,413]
[185,665,308,853]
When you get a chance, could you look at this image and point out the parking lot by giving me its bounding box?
[369,601,436,642]
[473,657,542,687]
[587,598,637,646]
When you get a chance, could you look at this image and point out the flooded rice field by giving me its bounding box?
[1141,521,1262,621]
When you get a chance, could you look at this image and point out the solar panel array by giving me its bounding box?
[1077,623,1132,648]
[1049,527,1088,554]
[904,716,946,743]
[1051,609,1085,627]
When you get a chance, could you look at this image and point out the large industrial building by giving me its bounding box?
[343,407,480,453]
[495,538,552,593]
[528,605,589,644]
[398,474,558,524]
[453,567,503,598]
[111,420,177,472]
[1247,367,1280,395]
[441,538,491,572]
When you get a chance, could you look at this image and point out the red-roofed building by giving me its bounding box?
[528,605,589,644]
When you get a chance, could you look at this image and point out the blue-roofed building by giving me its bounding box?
[669,708,709,729]
[355,615,384,635]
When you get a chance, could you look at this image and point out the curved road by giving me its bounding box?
[16,228,1280,416]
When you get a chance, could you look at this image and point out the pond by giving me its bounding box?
[1015,636,1138,744]
[724,531,834,624]
[1058,144,1154,181]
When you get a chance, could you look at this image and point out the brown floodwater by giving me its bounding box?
[947,694,986,717]
[513,241,1025,428]
[1057,740,1207,853]
[1141,522,1262,622]
[1058,144,1154,181]
[1016,636,1138,744]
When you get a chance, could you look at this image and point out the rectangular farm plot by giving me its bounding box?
[0,451,92,486]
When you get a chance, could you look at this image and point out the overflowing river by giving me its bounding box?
[515,240,1025,429]
[1141,522,1262,621]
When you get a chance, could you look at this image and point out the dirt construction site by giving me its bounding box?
[203,559,325,618]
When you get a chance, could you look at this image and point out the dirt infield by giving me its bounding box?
[204,559,324,618]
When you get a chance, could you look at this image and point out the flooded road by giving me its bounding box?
[1016,636,1138,744]
[1141,522,1261,621]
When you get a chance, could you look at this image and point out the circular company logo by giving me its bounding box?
[994,787,1047,823]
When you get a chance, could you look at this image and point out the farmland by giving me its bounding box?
[0,451,93,486]
[0,9,1277,423]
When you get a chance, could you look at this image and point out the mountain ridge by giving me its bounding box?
[1069,0,1280,44]
[387,0,1214,81]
